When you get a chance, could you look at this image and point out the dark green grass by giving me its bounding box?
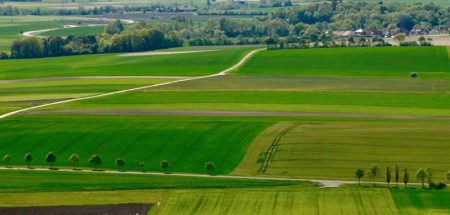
[0,46,254,79]
[0,115,270,174]
[0,170,303,192]
[55,91,450,116]
[391,189,450,214]
[0,21,60,51]
[237,47,450,78]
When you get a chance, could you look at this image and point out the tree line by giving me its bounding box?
[0,20,183,59]
[2,152,217,175]
[354,164,448,190]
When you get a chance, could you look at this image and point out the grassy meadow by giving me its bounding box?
[40,25,105,37]
[0,115,270,174]
[237,47,450,78]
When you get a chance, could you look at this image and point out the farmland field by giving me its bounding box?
[0,115,270,174]
[0,46,255,79]
[234,122,450,181]
[39,25,105,37]
[237,47,450,78]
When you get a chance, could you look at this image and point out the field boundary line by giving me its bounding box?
[0,48,265,120]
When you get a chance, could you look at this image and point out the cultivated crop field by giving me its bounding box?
[0,40,448,214]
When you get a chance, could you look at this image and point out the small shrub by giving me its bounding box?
[429,182,447,190]
[410,72,418,78]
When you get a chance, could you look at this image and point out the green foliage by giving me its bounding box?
[386,166,391,186]
[205,161,216,175]
[89,154,102,170]
[24,153,32,168]
[354,168,364,185]
[11,37,44,58]
[368,164,380,186]
[115,157,125,171]
[416,168,427,188]
[69,153,79,169]
[160,160,170,172]
[403,168,410,186]
[45,152,56,168]
[2,154,11,167]
[104,20,124,35]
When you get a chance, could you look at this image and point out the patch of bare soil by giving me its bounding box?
[0,203,152,215]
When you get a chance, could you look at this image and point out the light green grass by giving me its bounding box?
[237,47,450,78]
[0,169,301,193]
[51,91,450,116]
[0,46,254,79]
[0,115,270,174]
[235,122,450,181]
[391,189,450,215]
[162,188,399,215]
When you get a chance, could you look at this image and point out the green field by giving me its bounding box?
[0,115,270,174]
[234,122,450,181]
[237,47,450,78]
[40,25,105,37]
[0,170,302,192]
[0,46,254,79]
[0,77,175,114]
[391,189,450,214]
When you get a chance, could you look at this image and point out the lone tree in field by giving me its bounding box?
[386,166,391,187]
[45,152,56,169]
[368,164,380,187]
[138,161,145,172]
[115,158,125,171]
[354,168,365,186]
[2,154,11,167]
[89,154,102,170]
[69,154,79,170]
[24,153,32,168]
[416,168,427,189]
[425,166,433,187]
[205,161,216,175]
[160,160,170,173]
[403,168,410,187]
[395,164,400,186]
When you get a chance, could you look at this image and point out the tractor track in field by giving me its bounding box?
[0,48,265,120]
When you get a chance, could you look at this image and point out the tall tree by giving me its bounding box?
[2,154,11,167]
[160,160,170,173]
[69,154,79,170]
[368,164,380,187]
[395,164,400,186]
[45,152,56,169]
[205,161,216,175]
[354,167,365,186]
[403,168,409,187]
[425,166,433,187]
[416,168,427,189]
[24,153,32,168]
[386,166,391,187]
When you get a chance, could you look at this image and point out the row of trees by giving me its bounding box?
[2,153,217,174]
[354,164,448,189]
[0,20,183,59]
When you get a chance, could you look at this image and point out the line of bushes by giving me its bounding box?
[355,164,448,190]
[2,152,217,175]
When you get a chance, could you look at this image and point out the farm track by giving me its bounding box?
[26,110,450,121]
[0,166,432,188]
[0,48,265,120]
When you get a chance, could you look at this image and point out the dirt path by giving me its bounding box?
[26,110,450,121]
[0,48,265,120]
[0,166,429,188]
